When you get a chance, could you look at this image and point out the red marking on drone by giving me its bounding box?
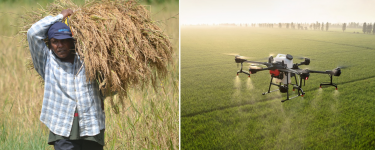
[269,69,280,76]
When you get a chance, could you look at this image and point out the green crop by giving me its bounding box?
[181,26,375,149]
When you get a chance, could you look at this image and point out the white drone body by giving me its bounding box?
[273,54,293,84]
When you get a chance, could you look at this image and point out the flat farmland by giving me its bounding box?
[181,26,375,149]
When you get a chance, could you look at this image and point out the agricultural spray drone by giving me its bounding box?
[235,54,342,102]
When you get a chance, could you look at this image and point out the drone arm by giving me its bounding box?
[296,58,310,66]
[244,60,272,67]
[278,68,301,75]
[308,70,332,74]
[309,68,341,76]
[249,67,272,74]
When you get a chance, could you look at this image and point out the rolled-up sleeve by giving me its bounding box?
[27,14,63,79]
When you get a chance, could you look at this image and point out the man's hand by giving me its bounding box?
[61,9,73,20]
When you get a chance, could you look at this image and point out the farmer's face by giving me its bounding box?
[50,38,74,59]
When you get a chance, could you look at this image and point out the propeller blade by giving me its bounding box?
[224,53,253,59]
[253,53,278,61]
[247,63,263,66]
[269,53,277,57]
[337,65,350,69]
[294,55,314,60]
[249,64,263,69]
[279,68,301,75]
[295,56,307,60]
[245,60,271,66]
[224,53,240,56]
[237,56,250,59]
[301,65,315,70]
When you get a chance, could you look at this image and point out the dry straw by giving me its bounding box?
[19,0,173,113]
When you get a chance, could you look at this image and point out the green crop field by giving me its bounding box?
[0,1,178,149]
[181,26,375,149]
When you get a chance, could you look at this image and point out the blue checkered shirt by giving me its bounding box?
[27,14,105,137]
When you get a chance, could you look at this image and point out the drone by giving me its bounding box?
[235,54,342,102]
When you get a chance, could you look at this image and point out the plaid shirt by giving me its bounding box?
[27,14,105,137]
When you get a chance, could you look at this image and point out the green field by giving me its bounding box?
[181,26,375,149]
[0,1,178,149]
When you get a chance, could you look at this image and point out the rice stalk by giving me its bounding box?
[18,0,173,113]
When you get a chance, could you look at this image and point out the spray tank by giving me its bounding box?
[273,54,293,84]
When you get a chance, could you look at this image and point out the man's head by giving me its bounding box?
[47,22,75,59]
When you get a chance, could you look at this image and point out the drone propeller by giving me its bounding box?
[245,60,271,66]
[259,52,277,58]
[247,63,264,67]
[249,64,263,69]
[295,55,310,60]
[330,65,350,76]
[279,68,301,75]
[226,53,243,68]
[268,52,277,57]
[336,65,350,69]
[224,53,240,56]
[237,55,250,59]
[225,53,253,60]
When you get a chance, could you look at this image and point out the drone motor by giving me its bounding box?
[303,58,310,65]
[249,65,263,74]
[268,56,273,63]
[300,71,310,80]
[332,68,341,76]
[235,55,247,63]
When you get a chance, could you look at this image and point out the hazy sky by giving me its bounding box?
[180,0,374,25]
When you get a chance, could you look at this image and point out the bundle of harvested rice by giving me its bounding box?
[19,0,173,113]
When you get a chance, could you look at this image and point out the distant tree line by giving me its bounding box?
[253,21,375,34]
[259,23,274,28]
[362,22,375,34]
[347,22,360,28]
[207,22,375,34]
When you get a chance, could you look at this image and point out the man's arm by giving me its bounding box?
[27,14,63,78]
[27,9,73,78]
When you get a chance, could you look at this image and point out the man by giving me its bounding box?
[27,9,105,150]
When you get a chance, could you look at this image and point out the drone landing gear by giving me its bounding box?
[237,63,250,77]
[320,74,338,90]
[237,70,250,76]
[294,74,306,97]
[282,95,300,102]
[262,89,279,95]
[262,76,280,95]
[263,72,305,102]
[283,85,306,102]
